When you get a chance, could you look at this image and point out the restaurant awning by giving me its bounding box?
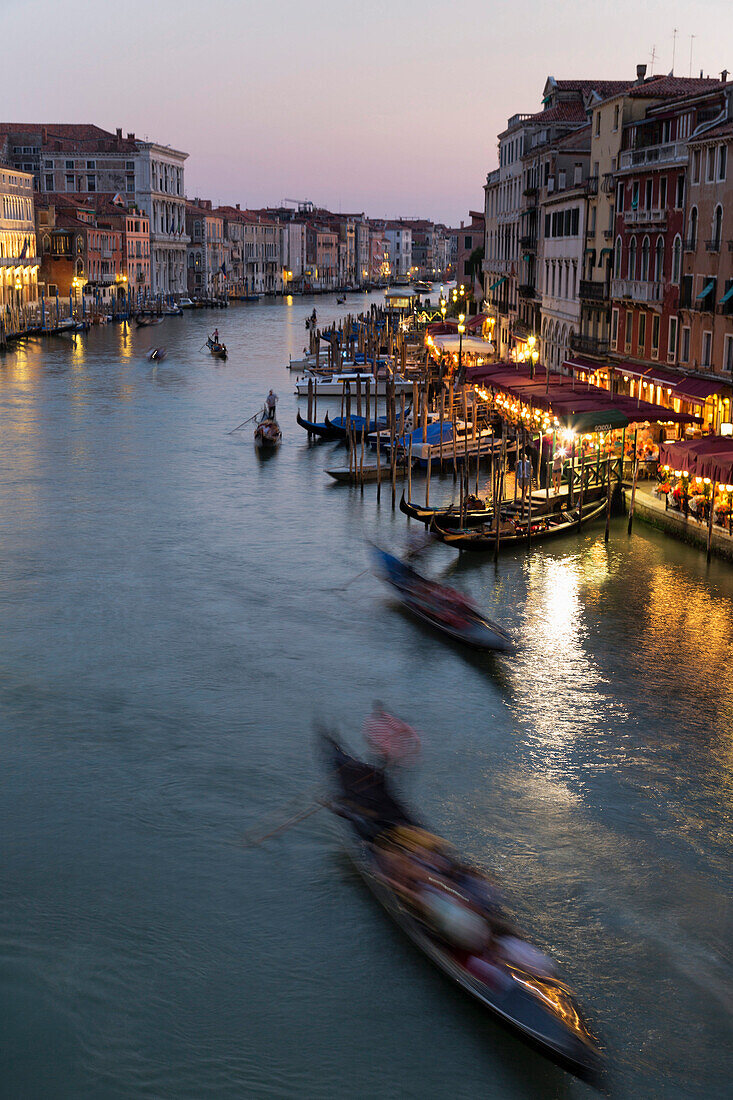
[659,436,733,482]
[431,334,493,354]
[613,361,648,380]
[696,280,716,300]
[673,376,729,403]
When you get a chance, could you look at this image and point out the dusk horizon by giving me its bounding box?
[5,0,731,223]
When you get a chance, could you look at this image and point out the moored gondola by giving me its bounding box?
[296,410,343,441]
[320,734,605,1086]
[324,411,390,440]
[431,497,607,552]
[400,490,496,529]
[370,545,512,651]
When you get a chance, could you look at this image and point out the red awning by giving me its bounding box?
[613,361,648,380]
[659,436,733,482]
[673,376,730,403]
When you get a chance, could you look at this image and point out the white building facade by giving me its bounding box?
[135,142,189,295]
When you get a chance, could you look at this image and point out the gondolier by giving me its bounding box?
[265,389,278,419]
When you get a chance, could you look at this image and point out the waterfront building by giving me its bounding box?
[0,124,138,197]
[186,200,225,298]
[539,138,590,376]
[122,205,151,301]
[395,219,435,279]
[484,77,631,362]
[384,223,413,278]
[0,164,38,311]
[136,142,188,295]
[305,223,338,290]
[609,78,732,430]
[453,212,484,292]
[576,70,721,381]
[677,91,733,421]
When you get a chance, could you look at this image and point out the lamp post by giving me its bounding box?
[458,312,466,384]
[527,334,538,379]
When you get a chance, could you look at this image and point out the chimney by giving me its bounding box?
[636,63,647,84]
[127,132,135,141]
[235,203,240,210]
[721,69,728,83]
[116,128,122,139]
[41,126,47,144]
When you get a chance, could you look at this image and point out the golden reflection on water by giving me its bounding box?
[508,548,622,769]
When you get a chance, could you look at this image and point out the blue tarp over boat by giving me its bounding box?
[395,421,453,449]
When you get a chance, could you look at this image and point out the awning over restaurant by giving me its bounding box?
[431,334,493,354]
[466,360,702,429]
[673,376,729,403]
[563,356,608,375]
[659,436,733,483]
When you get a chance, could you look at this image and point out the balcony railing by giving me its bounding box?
[618,143,688,171]
[705,239,722,253]
[601,172,616,194]
[682,238,697,252]
[519,235,536,250]
[611,278,664,303]
[603,229,614,239]
[517,284,536,299]
[623,208,667,228]
[482,258,513,274]
[584,176,599,195]
[523,185,538,198]
[570,333,609,355]
[579,279,609,302]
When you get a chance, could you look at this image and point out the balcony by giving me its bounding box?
[617,143,688,171]
[570,333,609,355]
[623,208,667,228]
[705,239,722,253]
[579,279,609,302]
[523,185,538,199]
[136,272,146,283]
[584,176,599,196]
[519,235,536,251]
[482,258,512,274]
[517,284,536,299]
[601,172,616,194]
[682,238,697,252]
[611,278,664,303]
[603,229,614,239]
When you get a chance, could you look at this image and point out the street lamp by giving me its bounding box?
[458,313,466,383]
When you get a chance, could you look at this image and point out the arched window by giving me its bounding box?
[614,235,622,277]
[689,206,698,247]
[712,204,723,250]
[654,236,664,282]
[671,234,682,284]
[640,236,650,281]
[628,236,637,279]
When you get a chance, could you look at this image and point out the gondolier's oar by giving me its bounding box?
[332,567,370,591]
[227,411,260,434]
[241,799,328,848]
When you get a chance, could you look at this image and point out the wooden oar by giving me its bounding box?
[227,412,260,434]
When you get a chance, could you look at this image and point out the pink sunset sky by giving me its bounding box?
[5,0,731,223]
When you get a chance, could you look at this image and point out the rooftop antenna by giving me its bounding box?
[650,44,657,73]
[671,27,678,74]
[689,35,696,77]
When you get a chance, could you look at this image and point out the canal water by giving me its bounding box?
[1,295,731,1099]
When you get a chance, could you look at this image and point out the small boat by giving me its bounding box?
[178,297,195,309]
[320,735,604,1085]
[400,491,496,529]
[254,416,282,450]
[295,372,413,397]
[296,410,343,441]
[336,296,346,304]
[326,461,412,484]
[431,497,608,552]
[207,337,228,359]
[148,346,167,362]
[411,279,432,292]
[370,545,513,651]
[135,314,164,328]
[163,305,182,317]
[323,412,390,440]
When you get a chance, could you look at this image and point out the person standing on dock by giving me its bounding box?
[552,448,564,495]
[518,453,533,503]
